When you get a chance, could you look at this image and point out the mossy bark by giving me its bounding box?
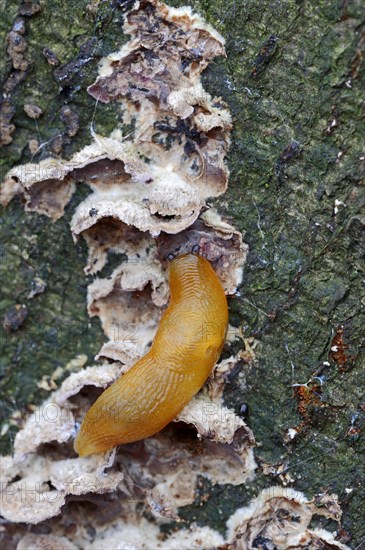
[1,0,364,546]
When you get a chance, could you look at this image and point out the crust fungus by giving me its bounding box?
[0,354,255,525]
[1,0,231,230]
[0,0,348,548]
[226,487,350,549]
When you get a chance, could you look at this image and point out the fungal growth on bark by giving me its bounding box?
[0,0,349,547]
[1,0,232,232]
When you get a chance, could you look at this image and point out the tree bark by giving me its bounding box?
[1,0,364,546]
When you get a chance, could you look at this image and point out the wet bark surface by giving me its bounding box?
[1,0,364,546]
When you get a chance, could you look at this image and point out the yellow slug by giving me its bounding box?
[74,253,228,457]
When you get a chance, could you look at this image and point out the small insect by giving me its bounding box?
[74,253,228,456]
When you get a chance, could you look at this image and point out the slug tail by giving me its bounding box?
[74,431,97,457]
[74,429,112,457]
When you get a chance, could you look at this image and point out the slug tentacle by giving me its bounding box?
[74,253,228,457]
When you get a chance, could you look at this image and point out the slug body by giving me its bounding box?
[74,254,228,457]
